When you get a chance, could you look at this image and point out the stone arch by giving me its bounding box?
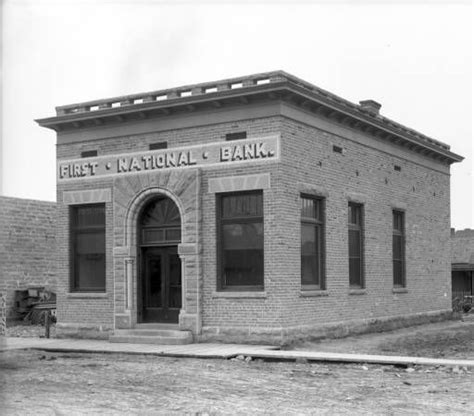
[112,170,201,333]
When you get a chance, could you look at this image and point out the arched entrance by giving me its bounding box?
[138,196,182,323]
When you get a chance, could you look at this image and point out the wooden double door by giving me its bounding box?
[140,246,182,323]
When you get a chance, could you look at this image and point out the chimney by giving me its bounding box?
[359,99,382,116]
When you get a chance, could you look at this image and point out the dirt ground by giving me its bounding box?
[2,317,474,415]
[1,349,473,416]
[293,316,474,360]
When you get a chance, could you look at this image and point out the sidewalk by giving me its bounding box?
[2,336,474,368]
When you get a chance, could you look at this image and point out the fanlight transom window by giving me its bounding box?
[140,197,181,245]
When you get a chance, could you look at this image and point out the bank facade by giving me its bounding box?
[37,71,462,343]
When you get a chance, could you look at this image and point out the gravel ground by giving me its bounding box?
[1,349,473,415]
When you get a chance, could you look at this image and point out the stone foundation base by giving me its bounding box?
[199,309,455,346]
[56,323,113,340]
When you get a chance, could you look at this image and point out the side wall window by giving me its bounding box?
[217,191,264,290]
[71,204,106,292]
[348,202,364,288]
[392,210,406,287]
[301,195,325,289]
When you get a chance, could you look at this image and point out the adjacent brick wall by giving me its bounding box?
[0,196,57,320]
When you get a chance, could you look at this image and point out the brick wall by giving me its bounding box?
[199,114,452,337]
[272,116,452,329]
[0,196,57,320]
[55,179,114,337]
[53,102,454,342]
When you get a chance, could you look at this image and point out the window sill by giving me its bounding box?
[300,290,329,297]
[349,288,366,295]
[392,287,408,294]
[67,292,107,299]
[212,291,267,299]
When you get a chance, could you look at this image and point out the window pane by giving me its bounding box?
[224,249,264,286]
[301,197,320,220]
[147,256,162,307]
[141,198,181,227]
[301,223,320,285]
[301,223,316,255]
[348,229,360,257]
[393,260,403,286]
[349,258,361,286]
[219,191,264,289]
[143,229,165,244]
[393,235,402,260]
[222,193,262,218]
[76,232,105,254]
[169,254,182,308]
[75,205,105,228]
[392,210,405,287]
[393,211,403,232]
[223,223,263,250]
[72,204,106,291]
[349,204,361,225]
[165,228,181,242]
[75,253,105,290]
[302,255,319,286]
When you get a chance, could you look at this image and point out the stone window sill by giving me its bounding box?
[300,290,329,297]
[392,287,408,294]
[67,292,108,299]
[349,288,367,295]
[212,291,267,299]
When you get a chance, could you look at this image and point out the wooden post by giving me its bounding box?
[45,310,51,339]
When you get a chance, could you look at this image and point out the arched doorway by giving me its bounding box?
[138,196,182,323]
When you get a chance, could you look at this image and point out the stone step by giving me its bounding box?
[109,329,193,345]
[135,323,180,330]
[113,329,191,337]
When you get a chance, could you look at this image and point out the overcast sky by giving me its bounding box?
[1,0,472,229]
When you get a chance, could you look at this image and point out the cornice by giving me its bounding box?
[35,70,463,165]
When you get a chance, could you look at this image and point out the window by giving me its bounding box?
[217,191,263,290]
[225,131,247,141]
[393,210,405,287]
[301,196,324,288]
[149,142,167,150]
[140,197,181,245]
[71,204,106,291]
[348,203,364,288]
[81,150,97,158]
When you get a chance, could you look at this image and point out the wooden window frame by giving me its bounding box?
[216,190,264,291]
[301,194,325,290]
[392,210,406,288]
[348,202,364,288]
[70,204,106,292]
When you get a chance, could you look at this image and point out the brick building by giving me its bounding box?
[0,196,57,320]
[36,71,462,343]
[451,229,474,301]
